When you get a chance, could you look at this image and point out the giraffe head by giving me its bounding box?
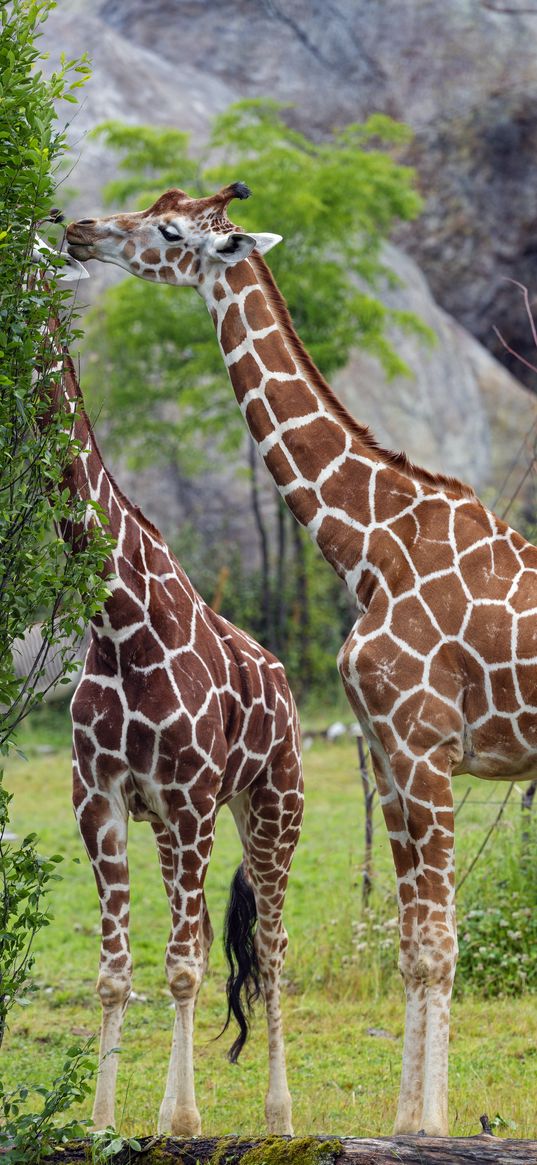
[66,183,281,286]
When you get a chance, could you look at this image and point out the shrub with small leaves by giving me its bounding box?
[0,0,110,743]
[0,2,102,1160]
[0,1042,94,1164]
[457,819,537,997]
[90,1127,143,1163]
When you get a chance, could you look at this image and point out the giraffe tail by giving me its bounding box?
[221,862,261,1063]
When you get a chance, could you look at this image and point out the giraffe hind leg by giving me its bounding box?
[154,790,218,1138]
[152,821,214,1136]
[229,736,304,1136]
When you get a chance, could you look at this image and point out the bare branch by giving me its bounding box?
[456,784,513,892]
[492,324,537,375]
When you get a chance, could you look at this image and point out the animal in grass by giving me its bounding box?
[35,277,303,1138]
[68,182,537,1138]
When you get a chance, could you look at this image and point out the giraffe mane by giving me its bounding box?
[249,253,476,502]
[62,348,164,541]
[142,190,190,216]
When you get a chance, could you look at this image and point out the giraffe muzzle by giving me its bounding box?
[66,221,101,259]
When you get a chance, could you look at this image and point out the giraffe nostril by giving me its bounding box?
[76,219,95,226]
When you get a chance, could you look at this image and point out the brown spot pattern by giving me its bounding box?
[254,333,296,374]
[46,321,303,1137]
[220,302,247,352]
[140,248,160,266]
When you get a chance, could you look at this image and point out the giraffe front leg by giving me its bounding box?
[390,751,457,1137]
[393,953,427,1133]
[161,962,202,1137]
[156,800,217,1137]
[73,758,131,1131]
[367,751,427,1134]
[396,920,456,1137]
[93,966,132,1130]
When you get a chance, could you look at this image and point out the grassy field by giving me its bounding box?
[2,703,537,1140]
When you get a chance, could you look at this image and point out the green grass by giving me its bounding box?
[2,707,537,1139]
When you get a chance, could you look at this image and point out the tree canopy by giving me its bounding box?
[84,101,428,467]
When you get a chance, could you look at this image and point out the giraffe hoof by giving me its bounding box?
[266,1096,293,1136]
[171,1106,201,1137]
[393,1117,424,1135]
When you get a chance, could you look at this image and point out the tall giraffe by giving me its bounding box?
[68,183,537,1137]
[35,261,303,1137]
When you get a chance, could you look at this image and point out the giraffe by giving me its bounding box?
[35,259,303,1137]
[67,182,537,1137]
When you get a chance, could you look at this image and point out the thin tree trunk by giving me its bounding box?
[521,777,537,855]
[248,437,273,650]
[357,736,375,905]
[292,521,312,700]
[274,497,287,655]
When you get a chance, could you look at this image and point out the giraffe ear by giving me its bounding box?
[206,231,258,265]
[249,232,283,255]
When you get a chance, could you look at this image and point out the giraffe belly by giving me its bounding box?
[460,733,537,781]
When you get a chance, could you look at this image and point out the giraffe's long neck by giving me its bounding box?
[201,253,467,599]
[39,321,158,623]
[41,329,125,551]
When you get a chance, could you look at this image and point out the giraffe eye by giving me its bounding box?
[159,224,183,242]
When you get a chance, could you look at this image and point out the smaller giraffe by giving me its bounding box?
[35,279,303,1137]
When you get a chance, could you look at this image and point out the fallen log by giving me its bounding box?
[14,1132,537,1164]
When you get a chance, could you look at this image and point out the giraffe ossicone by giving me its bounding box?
[68,184,537,1137]
[36,274,303,1137]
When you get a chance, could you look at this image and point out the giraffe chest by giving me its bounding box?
[340,560,537,783]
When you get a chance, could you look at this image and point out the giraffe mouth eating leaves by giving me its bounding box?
[66,236,95,263]
[66,221,102,263]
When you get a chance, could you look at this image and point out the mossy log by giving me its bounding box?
[13,1133,537,1164]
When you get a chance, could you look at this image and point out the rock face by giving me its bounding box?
[40,3,235,298]
[38,0,537,557]
[335,243,536,511]
[94,0,537,381]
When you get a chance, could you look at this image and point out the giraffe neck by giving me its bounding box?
[40,322,165,627]
[43,338,128,549]
[200,253,473,596]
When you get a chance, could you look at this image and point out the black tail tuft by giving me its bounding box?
[220,862,261,1063]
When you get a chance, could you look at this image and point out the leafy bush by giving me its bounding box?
[0,1043,94,1165]
[0,1,108,1157]
[0,0,109,742]
[457,819,537,997]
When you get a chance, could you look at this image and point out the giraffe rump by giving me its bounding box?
[221,863,261,1062]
